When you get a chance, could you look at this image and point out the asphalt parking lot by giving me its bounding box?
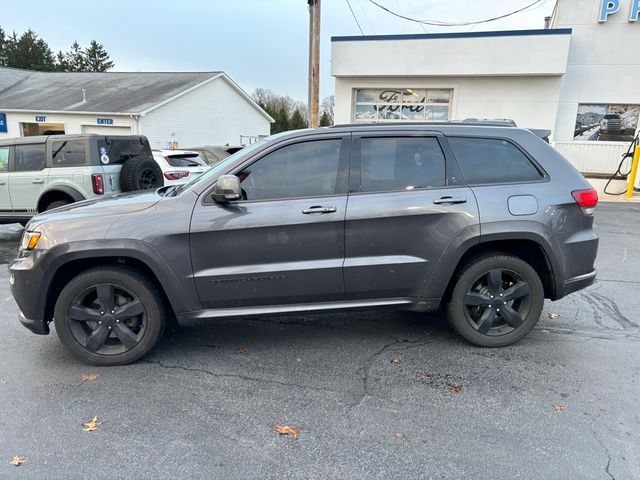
[0,202,639,479]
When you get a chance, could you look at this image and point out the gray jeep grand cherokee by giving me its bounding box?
[10,124,599,365]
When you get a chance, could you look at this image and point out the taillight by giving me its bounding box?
[164,171,190,180]
[572,188,598,214]
[91,173,104,195]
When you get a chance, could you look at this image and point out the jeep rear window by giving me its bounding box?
[448,137,543,185]
[358,136,445,192]
[97,138,152,165]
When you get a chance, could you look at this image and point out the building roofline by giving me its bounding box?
[331,28,573,42]
[0,108,139,116]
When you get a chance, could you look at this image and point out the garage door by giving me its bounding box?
[81,125,133,135]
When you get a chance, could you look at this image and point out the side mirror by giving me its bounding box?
[212,174,242,203]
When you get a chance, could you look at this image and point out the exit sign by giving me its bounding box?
[97,118,113,125]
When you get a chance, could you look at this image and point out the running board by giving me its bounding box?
[177,297,429,322]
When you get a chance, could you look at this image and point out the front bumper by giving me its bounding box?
[18,310,49,335]
[9,250,52,335]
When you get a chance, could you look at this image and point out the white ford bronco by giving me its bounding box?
[0,134,163,223]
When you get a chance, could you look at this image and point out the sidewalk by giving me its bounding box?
[586,177,640,203]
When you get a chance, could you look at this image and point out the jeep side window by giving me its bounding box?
[52,140,87,167]
[448,137,543,185]
[238,139,342,201]
[0,146,9,172]
[14,144,45,172]
[358,137,445,192]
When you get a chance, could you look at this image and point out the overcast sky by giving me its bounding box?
[2,0,556,101]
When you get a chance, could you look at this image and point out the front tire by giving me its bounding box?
[447,254,544,347]
[54,266,166,365]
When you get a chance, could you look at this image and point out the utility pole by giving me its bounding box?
[308,0,321,128]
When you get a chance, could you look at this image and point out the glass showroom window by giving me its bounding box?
[353,88,452,123]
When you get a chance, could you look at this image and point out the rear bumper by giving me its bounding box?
[557,270,596,299]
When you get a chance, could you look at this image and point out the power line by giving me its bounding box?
[355,0,376,34]
[366,0,545,27]
[345,0,365,35]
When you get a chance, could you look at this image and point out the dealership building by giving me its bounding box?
[0,69,272,149]
[331,0,640,177]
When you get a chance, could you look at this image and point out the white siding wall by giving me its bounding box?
[331,33,571,77]
[334,76,563,131]
[140,77,270,149]
[0,112,137,139]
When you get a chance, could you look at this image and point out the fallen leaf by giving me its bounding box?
[81,373,99,382]
[274,425,300,439]
[9,456,26,466]
[233,346,249,355]
[394,431,405,440]
[553,404,566,413]
[448,385,462,394]
[547,312,560,319]
[0,378,6,384]
[416,371,432,383]
[82,416,102,432]
[391,357,401,365]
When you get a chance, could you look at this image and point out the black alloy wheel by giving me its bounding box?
[54,266,166,365]
[447,254,544,347]
[67,283,147,355]
[463,268,531,336]
[138,168,158,190]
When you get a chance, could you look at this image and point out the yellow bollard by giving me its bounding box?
[627,145,640,198]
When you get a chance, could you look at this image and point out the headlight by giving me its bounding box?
[20,231,42,251]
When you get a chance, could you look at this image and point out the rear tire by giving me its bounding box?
[120,156,164,192]
[447,254,544,347]
[44,199,71,211]
[54,266,166,365]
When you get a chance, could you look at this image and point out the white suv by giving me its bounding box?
[152,149,209,186]
[0,134,163,223]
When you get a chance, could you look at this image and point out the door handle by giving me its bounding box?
[302,205,337,214]
[32,178,44,184]
[433,196,467,205]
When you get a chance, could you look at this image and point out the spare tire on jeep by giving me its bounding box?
[120,156,164,192]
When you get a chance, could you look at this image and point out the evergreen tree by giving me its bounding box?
[0,27,5,66]
[272,106,290,134]
[2,29,55,71]
[319,111,332,127]
[82,40,114,72]
[289,108,308,130]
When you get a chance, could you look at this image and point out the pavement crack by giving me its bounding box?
[593,432,615,480]
[141,359,342,395]
[343,337,430,411]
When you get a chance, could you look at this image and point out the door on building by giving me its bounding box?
[344,131,479,300]
[8,143,48,215]
[189,134,350,309]
[0,146,12,216]
[81,125,132,135]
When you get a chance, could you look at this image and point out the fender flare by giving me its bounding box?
[423,225,561,300]
[37,186,86,211]
[34,239,200,322]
